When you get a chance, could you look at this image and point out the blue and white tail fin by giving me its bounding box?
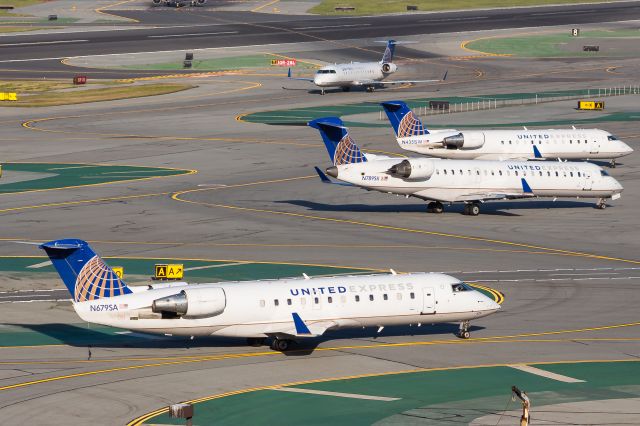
[308,117,367,165]
[381,39,396,63]
[380,101,429,138]
[40,239,132,303]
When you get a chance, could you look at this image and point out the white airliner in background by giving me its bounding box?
[39,239,500,351]
[310,117,623,215]
[381,101,633,167]
[287,40,443,95]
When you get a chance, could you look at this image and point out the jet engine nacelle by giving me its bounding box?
[443,132,485,150]
[381,63,397,74]
[152,0,161,4]
[195,0,206,5]
[388,159,435,180]
[152,287,226,317]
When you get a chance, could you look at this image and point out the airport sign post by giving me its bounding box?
[271,59,296,67]
[577,100,604,110]
[154,264,184,280]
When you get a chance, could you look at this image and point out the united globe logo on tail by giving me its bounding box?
[334,134,366,166]
[397,111,426,139]
[74,255,129,302]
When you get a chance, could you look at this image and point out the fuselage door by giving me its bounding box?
[421,287,435,314]
[582,171,593,190]
[590,137,600,154]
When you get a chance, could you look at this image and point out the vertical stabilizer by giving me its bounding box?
[308,117,367,165]
[381,39,397,63]
[381,101,429,138]
[40,239,132,302]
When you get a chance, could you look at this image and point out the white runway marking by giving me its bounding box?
[183,262,250,272]
[293,24,371,30]
[273,387,400,401]
[26,260,52,269]
[148,31,238,39]
[0,40,88,47]
[510,365,585,383]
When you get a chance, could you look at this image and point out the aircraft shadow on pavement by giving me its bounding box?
[279,199,603,216]
[9,322,482,353]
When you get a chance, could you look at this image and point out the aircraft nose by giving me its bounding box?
[326,166,338,178]
[622,142,634,155]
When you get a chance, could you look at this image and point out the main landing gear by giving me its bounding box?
[366,86,376,93]
[270,338,293,352]
[610,159,617,168]
[596,198,607,210]
[458,320,471,339]
[463,202,480,216]
[427,201,444,214]
[320,88,326,95]
[341,86,351,92]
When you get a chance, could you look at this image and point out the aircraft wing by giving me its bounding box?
[287,68,314,82]
[266,313,337,338]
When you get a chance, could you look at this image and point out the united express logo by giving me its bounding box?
[334,134,366,165]
[74,256,129,302]
[397,111,426,138]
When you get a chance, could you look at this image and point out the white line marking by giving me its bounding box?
[272,387,400,401]
[148,31,238,39]
[551,272,619,276]
[422,16,489,22]
[26,260,53,269]
[0,39,88,47]
[293,24,371,30]
[48,165,98,171]
[183,262,250,272]
[510,365,585,383]
[0,299,70,304]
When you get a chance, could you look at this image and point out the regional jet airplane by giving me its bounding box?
[287,40,442,95]
[310,117,623,215]
[381,101,633,167]
[39,239,500,351]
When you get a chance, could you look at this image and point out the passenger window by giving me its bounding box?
[555,172,559,176]
[369,294,374,301]
[444,170,447,175]
[274,299,279,306]
[355,295,360,302]
[539,171,542,176]
[410,292,415,299]
[515,171,519,176]
[383,294,388,301]
[287,299,292,305]
[547,171,551,176]
[314,297,319,304]
[499,171,503,176]
[260,300,266,307]
[491,171,494,176]
[328,296,333,303]
[578,172,581,177]
[451,170,455,175]
[570,172,573,177]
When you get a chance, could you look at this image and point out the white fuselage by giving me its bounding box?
[314,62,390,88]
[397,129,633,161]
[332,158,623,203]
[72,273,499,338]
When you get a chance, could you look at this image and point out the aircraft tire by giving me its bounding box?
[432,202,444,214]
[462,331,470,339]
[273,339,290,351]
[470,204,480,216]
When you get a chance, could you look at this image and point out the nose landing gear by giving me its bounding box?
[458,320,471,339]
[596,198,607,209]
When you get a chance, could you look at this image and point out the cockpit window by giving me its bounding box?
[608,135,619,141]
[452,282,473,292]
[316,69,337,74]
[600,170,610,177]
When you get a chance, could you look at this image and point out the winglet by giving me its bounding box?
[521,178,533,194]
[533,145,542,159]
[287,67,291,78]
[314,166,332,183]
[292,312,312,335]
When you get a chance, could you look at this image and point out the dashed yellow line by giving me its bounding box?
[127,358,640,425]
[94,0,139,23]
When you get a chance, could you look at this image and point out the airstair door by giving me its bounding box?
[421,287,435,314]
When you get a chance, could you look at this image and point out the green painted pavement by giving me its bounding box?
[0,323,137,347]
[0,163,191,194]
[467,29,640,58]
[241,89,622,126]
[148,361,640,425]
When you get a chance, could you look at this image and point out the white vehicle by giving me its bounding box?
[288,40,442,95]
[310,117,623,215]
[39,239,500,351]
[381,101,633,167]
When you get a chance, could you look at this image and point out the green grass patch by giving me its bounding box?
[0,163,191,194]
[4,83,192,107]
[467,29,640,57]
[310,0,613,15]
[0,0,47,16]
[0,25,45,32]
[120,54,317,71]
